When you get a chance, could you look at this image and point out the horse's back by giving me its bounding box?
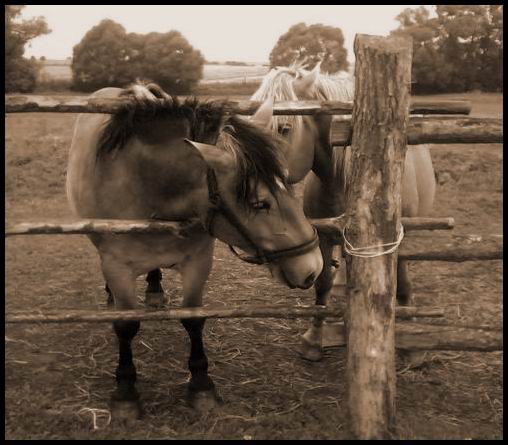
[67,88,124,216]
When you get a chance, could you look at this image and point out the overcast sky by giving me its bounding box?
[21,5,432,63]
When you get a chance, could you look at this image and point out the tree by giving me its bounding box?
[72,19,204,93]
[71,19,131,91]
[141,31,205,94]
[5,5,50,93]
[391,5,503,93]
[391,6,447,93]
[269,23,349,73]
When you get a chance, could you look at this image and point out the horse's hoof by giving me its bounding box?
[300,338,324,362]
[145,292,167,308]
[110,388,142,424]
[110,398,142,424]
[187,388,222,414]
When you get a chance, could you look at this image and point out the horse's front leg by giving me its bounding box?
[101,255,142,423]
[179,241,221,413]
[145,268,167,307]
[301,237,335,361]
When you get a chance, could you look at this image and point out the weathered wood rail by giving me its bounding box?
[5,94,472,115]
[331,116,503,145]
[4,304,444,324]
[6,218,502,262]
[6,96,502,145]
[4,216,454,237]
[319,321,502,352]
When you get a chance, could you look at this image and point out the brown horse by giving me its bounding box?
[251,62,436,360]
[66,82,323,420]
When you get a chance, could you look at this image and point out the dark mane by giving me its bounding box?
[98,88,225,156]
[98,82,288,205]
[221,115,288,205]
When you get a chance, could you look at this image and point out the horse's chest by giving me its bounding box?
[92,233,212,275]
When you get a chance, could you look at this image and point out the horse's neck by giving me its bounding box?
[94,136,208,220]
[283,117,316,183]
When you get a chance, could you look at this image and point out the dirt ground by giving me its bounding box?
[5,92,503,439]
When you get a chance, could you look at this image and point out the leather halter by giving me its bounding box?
[205,167,320,265]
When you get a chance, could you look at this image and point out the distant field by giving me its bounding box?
[38,60,269,84]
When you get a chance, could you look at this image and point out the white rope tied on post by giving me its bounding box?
[342,224,405,258]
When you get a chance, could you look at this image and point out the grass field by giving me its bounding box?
[5,92,502,439]
[38,61,269,84]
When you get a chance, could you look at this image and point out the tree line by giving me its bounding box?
[391,5,502,93]
[5,5,503,94]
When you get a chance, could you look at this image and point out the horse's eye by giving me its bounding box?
[278,125,292,136]
[251,200,271,211]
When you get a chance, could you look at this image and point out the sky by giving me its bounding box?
[21,5,432,63]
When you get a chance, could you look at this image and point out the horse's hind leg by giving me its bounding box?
[397,260,413,306]
[101,256,142,423]
[144,268,167,307]
[301,237,335,362]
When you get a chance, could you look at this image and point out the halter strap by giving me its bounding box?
[204,167,319,265]
[228,226,320,265]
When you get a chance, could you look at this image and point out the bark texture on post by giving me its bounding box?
[345,34,412,439]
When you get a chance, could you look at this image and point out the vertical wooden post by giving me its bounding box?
[345,34,412,439]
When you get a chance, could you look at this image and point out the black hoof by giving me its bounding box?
[187,387,222,414]
[110,389,142,424]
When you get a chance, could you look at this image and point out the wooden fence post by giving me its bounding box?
[345,34,412,439]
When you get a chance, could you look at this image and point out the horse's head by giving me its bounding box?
[185,101,323,289]
[250,63,331,183]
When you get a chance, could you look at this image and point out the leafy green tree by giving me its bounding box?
[5,5,50,93]
[72,19,204,93]
[269,23,349,73]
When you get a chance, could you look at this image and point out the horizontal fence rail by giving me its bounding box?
[331,116,503,145]
[5,218,501,262]
[4,304,444,324]
[4,216,454,237]
[5,95,472,116]
[319,321,502,352]
[399,234,503,262]
[7,306,501,351]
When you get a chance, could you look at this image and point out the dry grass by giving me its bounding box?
[5,92,503,439]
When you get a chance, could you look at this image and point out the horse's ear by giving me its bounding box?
[293,62,320,96]
[250,97,274,128]
[184,139,233,171]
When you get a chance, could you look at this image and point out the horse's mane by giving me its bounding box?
[251,63,303,140]
[98,82,287,205]
[251,61,354,137]
[251,62,355,188]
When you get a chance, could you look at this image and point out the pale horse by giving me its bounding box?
[251,62,436,360]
